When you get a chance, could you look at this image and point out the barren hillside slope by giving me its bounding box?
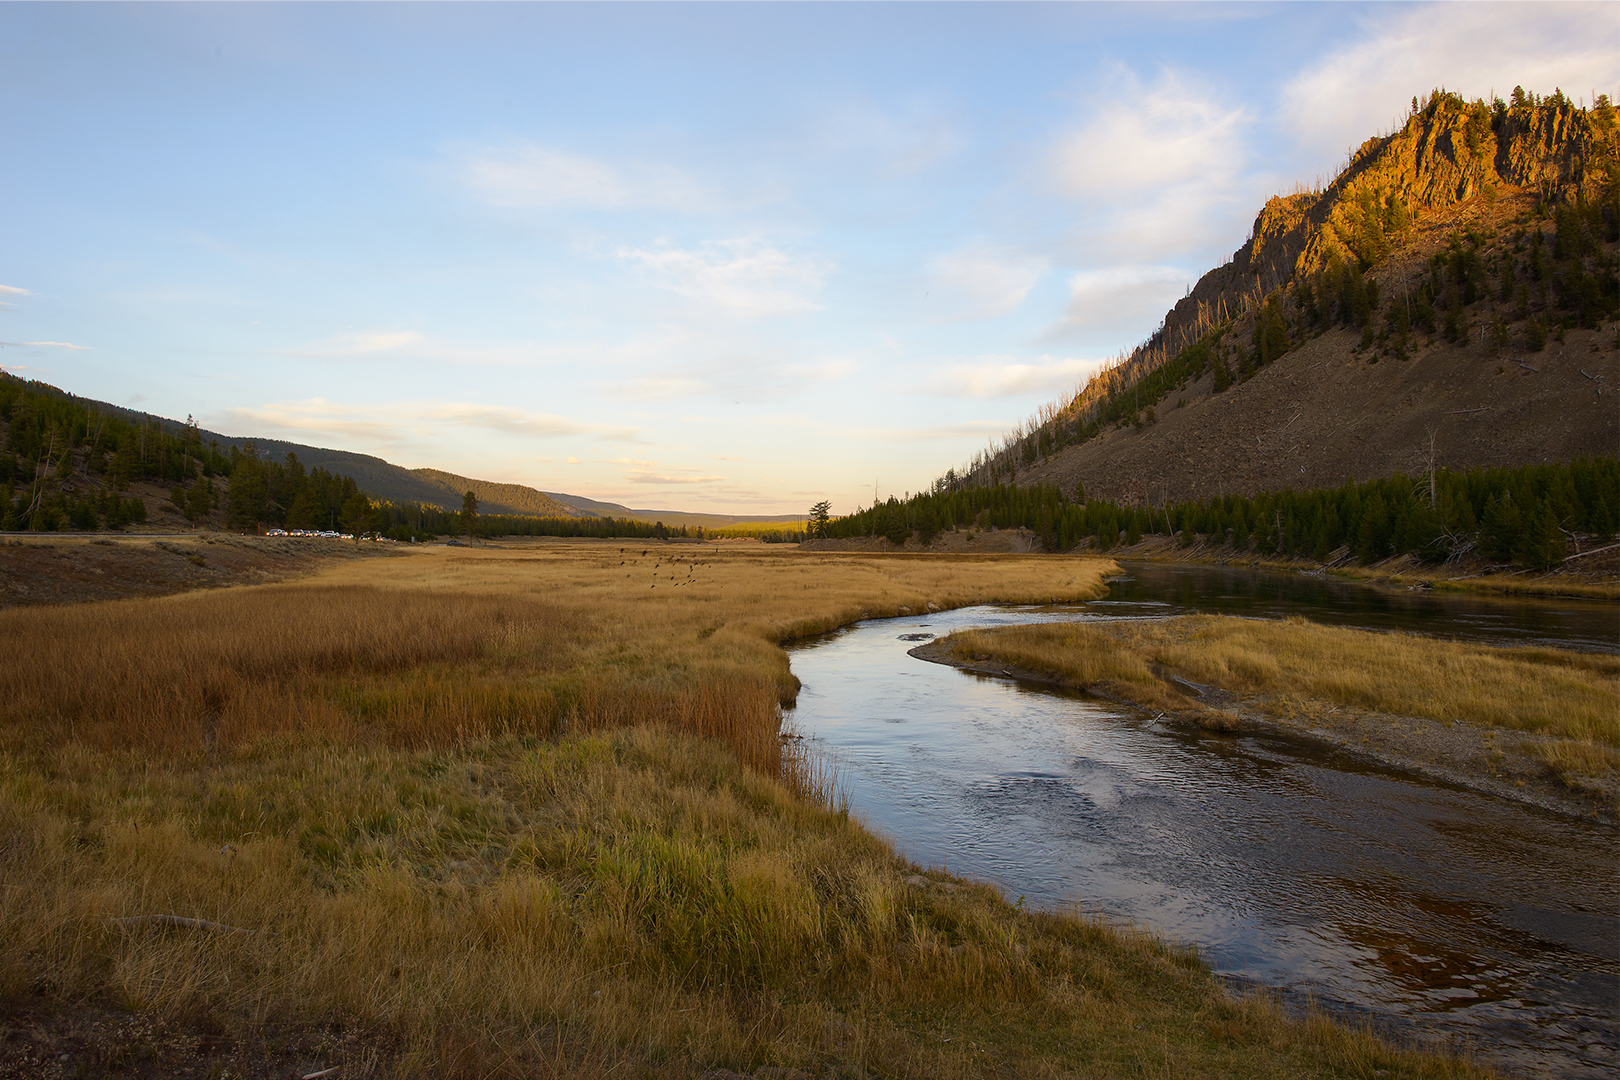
[971,90,1617,505]
[1024,191,1617,505]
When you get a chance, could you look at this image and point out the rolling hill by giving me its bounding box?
[7,379,799,526]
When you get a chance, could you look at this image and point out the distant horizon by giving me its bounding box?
[6,369,809,521]
[2,1,1612,516]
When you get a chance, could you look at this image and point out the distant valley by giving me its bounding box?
[6,379,796,529]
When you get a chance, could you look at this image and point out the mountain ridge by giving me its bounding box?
[950,87,1617,506]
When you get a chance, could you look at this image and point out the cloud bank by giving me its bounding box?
[1282,3,1620,164]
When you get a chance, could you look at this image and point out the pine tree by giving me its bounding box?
[808,499,831,539]
[1513,505,1565,569]
[1251,296,1289,367]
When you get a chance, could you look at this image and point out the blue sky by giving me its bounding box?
[3,3,1613,515]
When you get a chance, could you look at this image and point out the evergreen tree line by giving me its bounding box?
[823,483,1076,547]
[223,445,371,533]
[0,376,725,542]
[0,374,231,531]
[369,500,704,543]
[821,456,1617,570]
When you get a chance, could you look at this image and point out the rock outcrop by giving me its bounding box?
[1045,91,1616,436]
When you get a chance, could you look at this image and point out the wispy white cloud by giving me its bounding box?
[927,354,1109,400]
[285,329,575,368]
[1282,3,1620,166]
[1053,70,1247,201]
[0,285,31,296]
[845,418,1016,442]
[299,330,424,356]
[593,455,726,486]
[225,398,639,448]
[623,471,725,485]
[619,353,852,402]
[0,340,91,350]
[1048,68,1265,259]
[452,140,708,211]
[619,238,830,318]
[1040,265,1189,344]
[925,243,1047,321]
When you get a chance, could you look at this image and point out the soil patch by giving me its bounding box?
[0,534,403,607]
[1020,190,1617,507]
[0,1003,397,1080]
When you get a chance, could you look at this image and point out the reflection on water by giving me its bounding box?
[1108,561,1620,654]
[787,600,1619,1078]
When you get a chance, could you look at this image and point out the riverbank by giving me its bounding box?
[1084,534,1620,601]
[0,533,404,607]
[0,543,1491,1077]
[914,615,1620,822]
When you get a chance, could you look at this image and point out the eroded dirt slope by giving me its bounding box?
[0,534,400,607]
[1022,194,1617,506]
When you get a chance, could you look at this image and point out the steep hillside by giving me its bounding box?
[1024,189,1616,504]
[963,89,1617,505]
[409,468,577,518]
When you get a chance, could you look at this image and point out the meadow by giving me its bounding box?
[0,541,1492,1077]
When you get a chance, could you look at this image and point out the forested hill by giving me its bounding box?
[0,375,805,531]
[0,377,585,519]
[946,87,1617,506]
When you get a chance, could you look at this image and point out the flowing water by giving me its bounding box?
[785,567,1618,1077]
[1098,561,1619,654]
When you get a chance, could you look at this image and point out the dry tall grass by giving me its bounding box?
[0,542,1492,1076]
[948,615,1620,783]
[0,543,1112,775]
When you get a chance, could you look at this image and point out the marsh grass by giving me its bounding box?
[0,544,1117,775]
[1,729,1485,1078]
[0,543,1491,1076]
[949,615,1620,785]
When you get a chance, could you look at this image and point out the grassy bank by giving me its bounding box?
[945,615,1620,792]
[1085,534,1620,601]
[0,542,1488,1076]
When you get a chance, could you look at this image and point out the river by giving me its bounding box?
[784,563,1618,1078]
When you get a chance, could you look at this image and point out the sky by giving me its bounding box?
[2,2,1614,516]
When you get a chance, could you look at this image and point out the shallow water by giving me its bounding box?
[1104,561,1620,653]
[786,595,1619,1078]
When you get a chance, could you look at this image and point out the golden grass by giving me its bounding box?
[1329,568,1620,602]
[948,615,1620,783]
[1117,537,1620,600]
[0,543,1114,775]
[0,542,1492,1076]
[704,520,807,540]
[2,731,1483,1078]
